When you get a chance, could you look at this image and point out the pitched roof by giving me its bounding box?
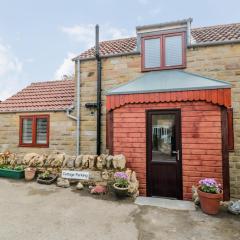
[79,37,137,59]
[75,22,240,60]
[107,70,231,95]
[0,80,75,112]
[191,23,240,43]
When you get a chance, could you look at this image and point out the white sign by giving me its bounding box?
[62,170,89,180]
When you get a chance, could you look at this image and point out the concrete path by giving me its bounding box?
[0,178,239,240]
[135,196,196,210]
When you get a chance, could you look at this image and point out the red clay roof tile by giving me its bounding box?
[77,23,240,59]
[79,37,137,59]
[0,80,74,112]
[191,23,240,43]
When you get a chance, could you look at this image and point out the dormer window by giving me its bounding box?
[141,32,186,71]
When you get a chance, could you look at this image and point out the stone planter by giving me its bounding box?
[37,174,57,185]
[228,200,240,215]
[0,168,24,179]
[24,167,36,181]
[113,183,129,198]
[197,187,223,215]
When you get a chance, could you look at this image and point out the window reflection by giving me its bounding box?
[152,114,176,162]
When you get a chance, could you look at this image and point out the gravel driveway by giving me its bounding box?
[0,178,239,240]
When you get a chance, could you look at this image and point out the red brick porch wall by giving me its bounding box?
[112,101,223,200]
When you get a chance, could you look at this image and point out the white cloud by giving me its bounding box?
[61,23,133,49]
[0,41,23,100]
[0,43,22,76]
[61,24,95,48]
[58,23,134,81]
[104,25,133,40]
[54,52,75,79]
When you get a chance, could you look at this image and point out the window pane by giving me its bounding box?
[144,38,161,68]
[36,118,48,144]
[22,119,32,144]
[152,114,176,162]
[165,35,183,66]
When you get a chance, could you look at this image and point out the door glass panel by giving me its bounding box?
[152,114,176,162]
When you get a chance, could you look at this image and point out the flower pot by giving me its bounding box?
[24,168,36,181]
[0,168,24,179]
[113,183,129,198]
[37,174,57,185]
[197,188,223,215]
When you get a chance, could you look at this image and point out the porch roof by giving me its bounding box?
[106,70,231,95]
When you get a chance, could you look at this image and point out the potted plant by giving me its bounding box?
[37,170,57,185]
[197,178,223,215]
[0,165,25,179]
[24,167,36,181]
[113,172,129,198]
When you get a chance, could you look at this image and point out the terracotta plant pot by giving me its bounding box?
[113,183,129,198]
[197,187,223,215]
[24,168,36,181]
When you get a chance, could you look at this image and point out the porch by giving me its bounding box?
[106,70,232,200]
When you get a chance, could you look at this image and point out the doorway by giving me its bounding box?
[147,109,182,199]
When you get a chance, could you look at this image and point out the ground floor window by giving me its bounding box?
[19,115,49,147]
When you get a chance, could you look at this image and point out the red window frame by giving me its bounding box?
[141,32,186,72]
[19,115,50,148]
[106,111,113,155]
[227,108,234,151]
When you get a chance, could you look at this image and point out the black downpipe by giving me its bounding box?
[95,25,102,155]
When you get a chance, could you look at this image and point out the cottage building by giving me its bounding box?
[0,80,76,155]
[0,18,239,201]
[73,19,240,200]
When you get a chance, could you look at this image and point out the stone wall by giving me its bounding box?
[78,55,142,154]
[0,111,76,155]
[1,151,139,196]
[187,44,240,199]
[77,43,240,199]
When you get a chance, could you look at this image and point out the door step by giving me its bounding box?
[135,196,195,211]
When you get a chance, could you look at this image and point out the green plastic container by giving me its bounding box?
[0,168,24,179]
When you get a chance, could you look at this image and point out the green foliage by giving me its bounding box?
[39,170,50,179]
[114,172,129,188]
[0,164,24,171]
[115,178,129,188]
[199,178,221,194]
[200,185,218,194]
[14,165,24,171]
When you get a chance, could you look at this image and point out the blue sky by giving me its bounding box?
[0,0,239,100]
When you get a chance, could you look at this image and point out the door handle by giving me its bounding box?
[172,150,180,161]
